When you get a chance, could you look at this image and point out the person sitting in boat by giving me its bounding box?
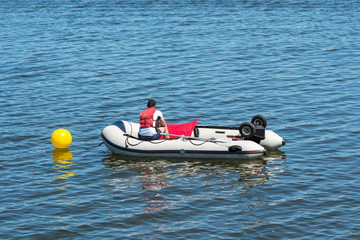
[138,99,170,140]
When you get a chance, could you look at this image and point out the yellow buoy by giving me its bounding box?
[51,129,72,149]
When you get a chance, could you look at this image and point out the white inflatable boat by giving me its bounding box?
[101,115,285,159]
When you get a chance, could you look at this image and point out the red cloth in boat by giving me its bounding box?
[159,119,199,139]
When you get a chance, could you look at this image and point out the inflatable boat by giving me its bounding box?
[101,115,285,159]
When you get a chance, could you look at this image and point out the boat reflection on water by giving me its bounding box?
[236,149,286,193]
[52,148,76,205]
[134,165,172,213]
[102,149,286,213]
[264,149,286,162]
[102,154,173,214]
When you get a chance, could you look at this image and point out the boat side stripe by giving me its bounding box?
[101,133,264,155]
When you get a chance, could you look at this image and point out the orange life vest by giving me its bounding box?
[140,107,158,129]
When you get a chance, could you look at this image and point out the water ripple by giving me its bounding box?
[1,0,360,239]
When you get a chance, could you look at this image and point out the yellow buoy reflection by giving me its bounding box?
[52,148,75,179]
[52,148,76,205]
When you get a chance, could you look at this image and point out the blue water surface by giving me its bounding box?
[1,0,359,239]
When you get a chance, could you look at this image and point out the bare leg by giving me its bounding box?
[159,126,170,139]
[164,125,169,138]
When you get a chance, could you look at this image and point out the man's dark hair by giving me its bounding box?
[147,99,156,107]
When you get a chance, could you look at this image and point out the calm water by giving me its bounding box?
[1,0,359,239]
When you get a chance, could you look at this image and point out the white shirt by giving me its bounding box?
[138,109,163,136]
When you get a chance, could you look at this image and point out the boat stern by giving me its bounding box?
[260,130,285,149]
